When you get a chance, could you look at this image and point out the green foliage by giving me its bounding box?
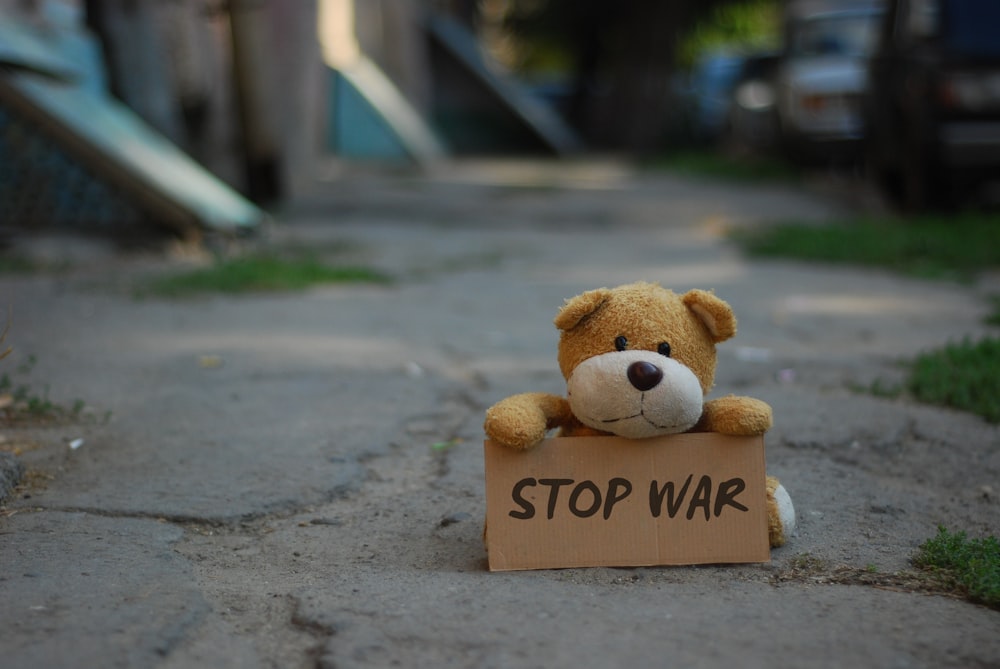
[0,255,70,275]
[141,255,392,297]
[985,295,1000,326]
[503,0,782,74]
[651,150,798,183]
[678,0,782,68]
[906,337,1000,423]
[915,527,1000,609]
[858,338,999,423]
[733,214,1000,282]
[0,256,42,274]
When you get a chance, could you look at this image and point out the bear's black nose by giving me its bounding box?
[627,361,663,391]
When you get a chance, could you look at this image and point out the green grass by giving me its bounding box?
[906,337,1000,423]
[733,213,1000,281]
[914,527,1000,609]
[140,254,392,297]
[649,150,799,183]
[0,256,41,274]
[986,295,1000,326]
[0,355,95,425]
[0,255,70,275]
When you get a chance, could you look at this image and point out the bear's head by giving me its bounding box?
[555,281,736,439]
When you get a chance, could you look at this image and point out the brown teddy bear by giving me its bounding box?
[484,281,795,547]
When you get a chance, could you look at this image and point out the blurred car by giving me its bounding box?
[865,0,1000,210]
[775,0,885,163]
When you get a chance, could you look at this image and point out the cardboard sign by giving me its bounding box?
[484,434,770,571]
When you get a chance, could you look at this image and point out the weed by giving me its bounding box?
[139,253,392,297]
[785,552,828,575]
[914,527,1000,609]
[906,337,1000,423]
[0,357,96,426]
[732,213,1000,281]
[858,337,999,422]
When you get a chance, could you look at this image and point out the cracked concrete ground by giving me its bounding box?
[1,161,998,668]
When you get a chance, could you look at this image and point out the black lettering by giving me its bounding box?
[649,474,693,518]
[509,478,536,519]
[538,478,574,519]
[603,477,632,520]
[568,480,602,518]
[714,477,748,516]
[687,475,712,521]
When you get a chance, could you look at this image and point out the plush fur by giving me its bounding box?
[484,281,795,547]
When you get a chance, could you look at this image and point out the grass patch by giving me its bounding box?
[733,213,1000,281]
[914,527,1000,609]
[0,355,98,426]
[985,295,1000,326]
[774,538,1000,609]
[906,337,1000,423]
[141,254,392,297]
[648,150,799,183]
[0,256,42,274]
[859,337,999,422]
[0,255,70,275]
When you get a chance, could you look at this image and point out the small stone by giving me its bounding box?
[439,512,471,527]
[309,517,343,526]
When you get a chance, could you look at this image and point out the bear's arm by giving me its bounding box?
[693,395,772,436]
[484,392,574,450]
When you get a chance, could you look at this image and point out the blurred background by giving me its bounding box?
[1,0,999,238]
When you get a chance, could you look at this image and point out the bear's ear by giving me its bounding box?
[554,287,612,331]
[682,289,736,343]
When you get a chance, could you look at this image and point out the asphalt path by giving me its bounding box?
[1,161,998,668]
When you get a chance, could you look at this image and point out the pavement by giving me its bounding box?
[1,160,998,668]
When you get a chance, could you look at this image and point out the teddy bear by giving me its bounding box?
[484,281,795,547]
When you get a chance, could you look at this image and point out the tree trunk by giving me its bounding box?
[585,4,694,152]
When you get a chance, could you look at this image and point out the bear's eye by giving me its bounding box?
[658,342,671,357]
[614,335,628,352]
